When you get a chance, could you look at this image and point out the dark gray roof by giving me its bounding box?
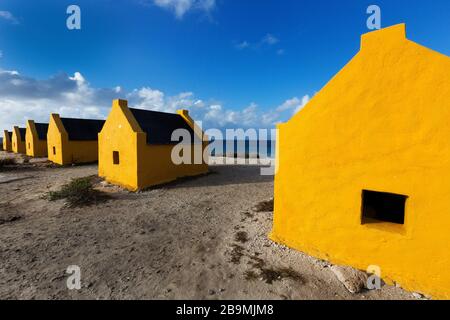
[60,118,105,141]
[18,128,26,141]
[5,131,12,140]
[129,108,200,145]
[34,123,49,141]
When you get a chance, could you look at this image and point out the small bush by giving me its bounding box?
[47,176,108,208]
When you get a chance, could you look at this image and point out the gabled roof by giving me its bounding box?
[60,118,105,141]
[129,108,199,145]
[18,128,26,141]
[34,123,49,140]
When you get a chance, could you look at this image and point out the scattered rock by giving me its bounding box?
[314,259,331,268]
[412,292,428,300]
[330,265,368,294]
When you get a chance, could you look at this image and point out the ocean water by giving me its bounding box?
[208,139,276,158]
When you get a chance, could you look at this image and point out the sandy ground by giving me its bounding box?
[0,151,414,300]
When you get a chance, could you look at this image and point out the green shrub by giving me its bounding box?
[47,176,108,208]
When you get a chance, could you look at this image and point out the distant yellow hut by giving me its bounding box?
[99,99,208,191]
[47,114,105,165]
[12,126,26,154]
[271,24,450,299]
[25,120,49,157]
[2,130,12,152]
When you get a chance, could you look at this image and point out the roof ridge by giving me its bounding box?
[129,107,182,116]
[60,117,105,122]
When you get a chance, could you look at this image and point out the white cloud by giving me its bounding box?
[235,41,250,50]
[0,67,310,134]
[0,11,19,24]
[276,95,310,115]
[235,34,284,54]
[262,34,279,45]
[151,0,215,19]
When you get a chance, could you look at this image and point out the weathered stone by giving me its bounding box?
[330,265,368,294]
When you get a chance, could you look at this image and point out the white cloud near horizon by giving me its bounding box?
[0,11,19,24]
[150,0,216,19]
[0,68,310,135]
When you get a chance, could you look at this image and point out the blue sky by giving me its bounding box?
[0,0,449,132]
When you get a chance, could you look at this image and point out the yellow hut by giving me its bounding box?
[2,130,12,152]
[99,99,208,191]
[26,120,49,157]
[47,114,105,165]
[12,126,26,154]
[271,24,450,299]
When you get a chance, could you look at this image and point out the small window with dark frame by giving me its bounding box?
[53,146,56,155]
[113,151,120,165]
[361,190,407,225]
[28,143,31,149]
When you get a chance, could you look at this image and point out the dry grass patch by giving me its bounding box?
[235,231,249,243]
[254,199,274,212]
[230,244,245,264]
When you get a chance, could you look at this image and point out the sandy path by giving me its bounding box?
[0,151,413,299]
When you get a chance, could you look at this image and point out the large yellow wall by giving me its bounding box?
[137,142,208,190]
[47,114,100,165]
[99,99,208,191]
[271,24,450,299]
[3,130,11,152]
[11,126,26,154]
[26,120,48,157]
[99,101,140,190]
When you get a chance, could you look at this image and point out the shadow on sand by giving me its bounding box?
[148,165,274,190]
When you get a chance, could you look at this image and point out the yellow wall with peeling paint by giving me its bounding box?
[271,24,450,299]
